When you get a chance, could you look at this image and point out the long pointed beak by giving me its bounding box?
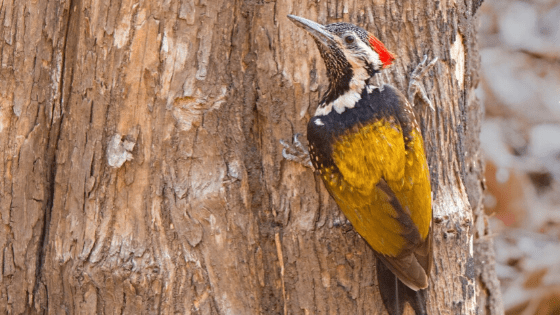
[287,15,335,47]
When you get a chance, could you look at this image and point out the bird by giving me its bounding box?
[284,15,435,315]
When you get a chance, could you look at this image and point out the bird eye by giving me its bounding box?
[344,35,355,44]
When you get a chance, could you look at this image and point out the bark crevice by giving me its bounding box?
[32,0,79,309]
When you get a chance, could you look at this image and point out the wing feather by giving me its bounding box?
[322,104,432,289]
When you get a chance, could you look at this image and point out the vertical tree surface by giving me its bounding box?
[0,0,502,314]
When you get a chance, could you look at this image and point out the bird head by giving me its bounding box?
[288,15,395,102]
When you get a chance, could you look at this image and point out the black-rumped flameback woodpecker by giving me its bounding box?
[286,15,434,315]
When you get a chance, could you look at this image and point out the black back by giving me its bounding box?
[307,84,414,172]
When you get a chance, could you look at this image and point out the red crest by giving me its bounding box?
[369,35,395,68]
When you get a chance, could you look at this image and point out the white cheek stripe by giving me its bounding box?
[358,40,383,69]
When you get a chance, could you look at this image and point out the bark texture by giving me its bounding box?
[0,0,502,314]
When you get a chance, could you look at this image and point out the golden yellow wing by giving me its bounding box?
[319,118,432,289]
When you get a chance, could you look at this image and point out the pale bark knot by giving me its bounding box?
[450,32,465,88]
[107,134,135,168]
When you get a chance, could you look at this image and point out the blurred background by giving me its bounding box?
[477,0,560,313]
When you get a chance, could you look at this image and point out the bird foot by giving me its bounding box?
[407,55,438,111]
[280,134,313,169]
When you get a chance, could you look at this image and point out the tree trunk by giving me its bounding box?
[0,0,503,314]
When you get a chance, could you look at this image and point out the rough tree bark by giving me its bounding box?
[0,0,502,314]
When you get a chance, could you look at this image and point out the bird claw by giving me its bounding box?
[280,134,313,169]
[407,55,438,111]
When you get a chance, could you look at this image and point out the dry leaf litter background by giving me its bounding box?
[478,0,560,313]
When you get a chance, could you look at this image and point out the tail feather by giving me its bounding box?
[376,256,428,315]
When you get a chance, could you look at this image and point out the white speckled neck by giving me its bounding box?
[315,67,370,116]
